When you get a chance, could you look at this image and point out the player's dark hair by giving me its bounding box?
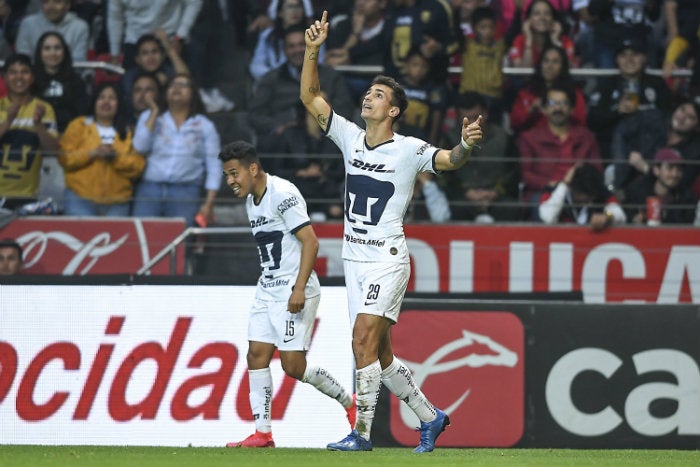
[0,238,22,261]
[370,75,408,121]
[218,140,262,168]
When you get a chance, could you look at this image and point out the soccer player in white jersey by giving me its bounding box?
[219,140,356,448]
[300,12,484,453]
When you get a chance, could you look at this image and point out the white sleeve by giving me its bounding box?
[538,183,568,224]
[14,18,32,56]
[276,184,311,231]
[248,28,273,81]
[176,0,204,40]
[132,110,154,154]
[421,180,451,223]
[107,0,125,56]
[603,201,627,225]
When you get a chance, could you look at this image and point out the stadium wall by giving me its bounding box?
[1,285,698,449]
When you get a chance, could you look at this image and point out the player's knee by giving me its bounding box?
[352,328,378,351]
[352,337,380,363]
[281,360,305,380]
[280,352,307,380]
[246,349,270,369]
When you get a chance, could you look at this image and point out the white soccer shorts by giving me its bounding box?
[248,294,321,351]
[343,260,410,325]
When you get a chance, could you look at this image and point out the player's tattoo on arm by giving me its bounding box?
[308,86,318,94]
[449,145,469,165]
[308,51,318,61]
[317,114,328,126]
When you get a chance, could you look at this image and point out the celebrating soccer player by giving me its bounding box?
[300,11,483,452]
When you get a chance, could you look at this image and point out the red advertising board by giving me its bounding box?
[3,219,698,302]
[314,224,700,303]
[0,217,186,275]
[390,311,525,447]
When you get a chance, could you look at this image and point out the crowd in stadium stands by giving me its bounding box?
[0,0,699,227]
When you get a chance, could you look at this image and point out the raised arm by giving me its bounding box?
[300,11,332,132]
[434,115,483,172]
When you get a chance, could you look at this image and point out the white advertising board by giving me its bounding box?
[0,286,353,447]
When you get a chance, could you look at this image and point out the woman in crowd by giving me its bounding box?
[249,0,314,83]
[509,43,586,133]
[131,73,221,226]
[506,0,576,68]
[120,30,190,109]
[58,82,145,216]
[32,31,89,133]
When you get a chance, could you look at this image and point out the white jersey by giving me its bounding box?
[326,111,438,263]
[246,175,320,301]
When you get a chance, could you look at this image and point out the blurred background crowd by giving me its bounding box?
[0,0,699,229]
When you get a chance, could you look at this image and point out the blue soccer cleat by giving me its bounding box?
[326,429,372,451]
[414,408,450,453]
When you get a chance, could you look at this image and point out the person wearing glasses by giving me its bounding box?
[517,84,602,219]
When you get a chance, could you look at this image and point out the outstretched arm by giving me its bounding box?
[300,11,332,132]
[434,115,483,171]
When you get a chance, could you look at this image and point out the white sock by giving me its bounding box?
[302,366,353,408]
[355,360,382,441]
[381,356,436,423]
[248,368,273,433]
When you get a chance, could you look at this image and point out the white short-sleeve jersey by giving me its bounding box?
[247,175,320,301]
[325,111,438,263]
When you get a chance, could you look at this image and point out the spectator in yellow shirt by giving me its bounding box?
[58,82,145,216]
[0,53,59,209]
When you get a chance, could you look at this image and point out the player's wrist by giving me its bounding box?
[460,137,473,151]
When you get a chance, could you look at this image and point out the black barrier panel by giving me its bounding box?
[370,297,700,449]
[529,304,700,449]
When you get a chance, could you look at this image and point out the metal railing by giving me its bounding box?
[7,58,688,80]
[0,59,124,75]
[136,226,250,275]
[334,64,693,78]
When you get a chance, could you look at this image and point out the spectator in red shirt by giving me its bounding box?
[517,84,602,218]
